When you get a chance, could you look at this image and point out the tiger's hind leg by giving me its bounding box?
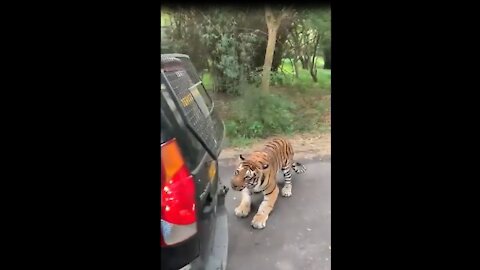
[281,161,306,197]
[281,164,293,197]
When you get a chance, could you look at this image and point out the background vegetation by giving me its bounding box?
[161,6,331,146]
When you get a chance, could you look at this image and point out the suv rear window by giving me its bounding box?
[161,55,212,110]
[161,54,223,156]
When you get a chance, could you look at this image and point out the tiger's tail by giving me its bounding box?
[292,162,306,174]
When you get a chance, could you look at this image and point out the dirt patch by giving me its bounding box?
[219,132,331,165]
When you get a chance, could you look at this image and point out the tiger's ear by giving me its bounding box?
[262,163,269,169]
[239,154,245,160]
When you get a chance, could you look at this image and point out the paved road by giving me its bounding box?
[219,159,331,270]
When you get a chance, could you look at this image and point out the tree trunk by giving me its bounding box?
[290,57,298,78]
[310,34,321,82]
[323,47,331,69]
[289,27,304,73]
[261,26,278,92]
[212,69,221,92]
[300,55,310,70]
[300,56,307,69]
[310,63,318,82]
[261,6,291,92]
[272,41,283,72]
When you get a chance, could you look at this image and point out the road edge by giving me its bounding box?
[219,152,331,166]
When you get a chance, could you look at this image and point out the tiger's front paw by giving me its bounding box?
[234,205,250,218]
[251,213,268,229]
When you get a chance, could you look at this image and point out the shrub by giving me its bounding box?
[225,86,296,139]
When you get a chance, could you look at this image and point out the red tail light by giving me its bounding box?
[160,138,197,247]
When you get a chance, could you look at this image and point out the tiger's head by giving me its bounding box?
[231,154,269,191]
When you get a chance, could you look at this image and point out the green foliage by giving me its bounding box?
[201,72,213,90]
[164,6,303,95]
[226,136,257,148]
[166,8,267,95]
[316,99,328,115]
[271,72,285,86]
[283,7,331,80]
[201,11,265,95]
[163,7,331,148]
[160,11,172,27]
[225,86,296,139]
[224,84,330,144]
[166,8,209,71]
[305,9,331,69]
[275,58,331,95]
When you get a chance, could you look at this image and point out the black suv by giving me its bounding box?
[161,54,229,270]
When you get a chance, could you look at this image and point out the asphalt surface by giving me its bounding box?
[219,159,331,270]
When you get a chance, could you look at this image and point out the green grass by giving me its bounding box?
[226,137,258,148]
[201,72,214,90]
[161,11,172,27]
[278,57,331,94]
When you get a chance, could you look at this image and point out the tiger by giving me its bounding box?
[230,137,307,229]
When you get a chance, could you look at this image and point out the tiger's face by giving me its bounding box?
[231,165,259,191]
[230,154,268,191]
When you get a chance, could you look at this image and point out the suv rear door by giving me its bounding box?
[161,54,225,270]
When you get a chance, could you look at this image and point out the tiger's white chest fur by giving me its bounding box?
[248,172,266,193]
[251,180,263,193]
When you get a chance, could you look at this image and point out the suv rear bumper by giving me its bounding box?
[188,203,228,270]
